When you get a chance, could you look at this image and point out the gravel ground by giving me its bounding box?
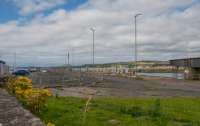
[43,72,200,98]
[99,75,200,97]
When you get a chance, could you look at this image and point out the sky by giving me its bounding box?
[0,0,200,67]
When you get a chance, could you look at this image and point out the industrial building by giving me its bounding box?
[170,58,200,80]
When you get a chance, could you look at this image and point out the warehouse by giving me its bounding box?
[170,58,200,80]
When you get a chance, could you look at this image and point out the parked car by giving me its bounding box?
[13,70,30,76]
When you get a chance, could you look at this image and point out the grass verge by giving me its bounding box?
[37,97,200,126]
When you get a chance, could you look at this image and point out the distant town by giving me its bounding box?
[1,58,200,80]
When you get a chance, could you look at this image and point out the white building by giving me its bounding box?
[0,60,9,76]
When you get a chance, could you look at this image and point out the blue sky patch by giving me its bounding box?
[43,0,87,17]
[0,0,19,23]
[0,0,88,23]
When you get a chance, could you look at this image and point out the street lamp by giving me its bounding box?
[90,28,95,65]
[134,13,142,76]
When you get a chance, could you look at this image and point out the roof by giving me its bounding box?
[170,57,200,61]
[170,57,200,68]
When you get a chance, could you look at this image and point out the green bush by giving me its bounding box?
[120,105,144,117]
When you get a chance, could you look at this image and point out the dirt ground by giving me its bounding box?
[31,71,200,98]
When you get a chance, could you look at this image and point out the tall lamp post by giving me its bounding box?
[134,13,142,76]
[90,28,95,65]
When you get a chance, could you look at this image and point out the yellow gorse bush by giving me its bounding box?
[7,76,32,93]
[47,122,55,126]
[23,89,51,112]
[7,76,51,113]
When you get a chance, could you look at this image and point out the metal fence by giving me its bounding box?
[29,69,107,89]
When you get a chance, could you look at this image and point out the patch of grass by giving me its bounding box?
[120,105,145,117]
[37,97,200,126]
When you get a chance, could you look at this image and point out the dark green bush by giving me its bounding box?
[120,105,144,117]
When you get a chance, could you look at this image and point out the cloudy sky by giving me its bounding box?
[0,0,199,66]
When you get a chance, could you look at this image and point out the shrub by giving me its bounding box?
[47,122,55,126]
[130,106,144,117]
[23,89,51,113]
[6,76,51,113]
[7,76,32,94]
[120,105,144,117]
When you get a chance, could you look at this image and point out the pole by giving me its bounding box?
[93,30,94,65]
[90,28,95,65]
[65,52,67,67]
[65,51,70,66]
[68,52,70,66]
[134,14,142,77]
[134,16,137,76]
[14,52,16,72]
[72,48,74,66]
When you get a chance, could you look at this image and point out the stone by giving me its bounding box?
[108,119,120,125]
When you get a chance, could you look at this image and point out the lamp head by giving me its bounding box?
[135,13,142,18]
[90,27,95,32]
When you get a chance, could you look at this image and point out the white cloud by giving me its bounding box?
[0,0,200,66]
[13,0,66,15]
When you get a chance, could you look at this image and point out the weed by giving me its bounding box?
[148,98,161,117]
[83,95,93,125]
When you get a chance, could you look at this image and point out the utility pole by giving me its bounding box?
[63,51,70,84]
[134,13,142,76]
[71,48,74,66]
[68,52,70,66]
[65,51,70,66]
[14,52,16,72]
[90,28,95,65]
[65,52,67,67]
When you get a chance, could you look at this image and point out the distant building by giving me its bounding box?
[0,60,9,76]
[170,58,200,80]
[28,67,41,72]
[47,65,72,73]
